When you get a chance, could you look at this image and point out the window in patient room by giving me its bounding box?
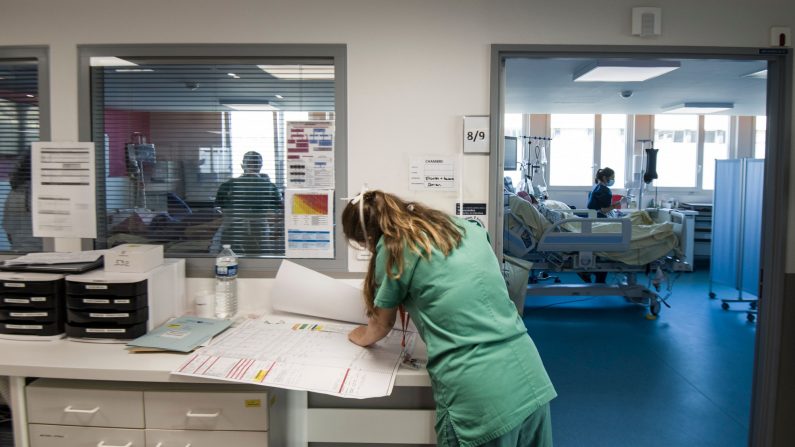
[599,114,627,189]
[549,114,595,187]
[0,58,43,253]
[653,114,699,188]
[701,115,730,190]
[754,115,766,159]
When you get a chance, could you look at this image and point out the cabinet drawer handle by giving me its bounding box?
[186,410,220,418]
[96,442,132,447]
[64,405,100,414]
[155,444,191,447]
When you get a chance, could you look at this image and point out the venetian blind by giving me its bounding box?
[90,59,335,259]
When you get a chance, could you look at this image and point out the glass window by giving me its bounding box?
[754,115,766,159]
[549,114,594,186]
[0,58,42,253]
[702,115,730,190]
[653,114,698,187]
[600,114,627,189]
[83,47,345,268]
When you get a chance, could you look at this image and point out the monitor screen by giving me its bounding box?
[504,136,518,171]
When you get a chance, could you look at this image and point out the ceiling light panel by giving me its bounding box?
[663,102,734,114]
[573,60,681,82]
[257,65,334,80]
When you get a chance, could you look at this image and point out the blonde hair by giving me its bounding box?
[342,190,464,315]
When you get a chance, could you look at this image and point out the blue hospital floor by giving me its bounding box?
[522,268,756,447]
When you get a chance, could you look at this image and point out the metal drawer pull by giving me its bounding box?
[96,442,132,447]
[64,405,100,414]
[155,443,191,447]
[186,410,220,418]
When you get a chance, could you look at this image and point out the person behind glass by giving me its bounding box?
[2,150,42,252]
[343,189,556,447]
[214,151,284,256]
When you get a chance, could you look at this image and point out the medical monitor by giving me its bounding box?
[504,136,518,171]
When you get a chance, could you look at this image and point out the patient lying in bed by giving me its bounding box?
[506,194,679,266]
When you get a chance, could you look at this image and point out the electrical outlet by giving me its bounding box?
[770,27,792,47]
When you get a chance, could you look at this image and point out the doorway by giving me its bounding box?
[489,45,792,446]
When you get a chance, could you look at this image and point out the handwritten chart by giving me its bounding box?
[172,318,414,399]
[409,156,457,191]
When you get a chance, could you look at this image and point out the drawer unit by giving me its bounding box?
[29,424,145,447]
[144,390,269,431]
[26,380,145,429]
[25,379,270,446]
[145,429,268,446]
[64,260,185,340]
[0,272,65,337]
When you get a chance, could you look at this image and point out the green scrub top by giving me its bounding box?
[373,218,556,447]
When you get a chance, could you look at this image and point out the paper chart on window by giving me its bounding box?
[284,189,334,258]
[171,317,414,399]
[31,142,97,238]
[286,121,335,189]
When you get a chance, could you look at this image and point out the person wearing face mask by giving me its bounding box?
[587,167,621,218]
[582,167,620,284]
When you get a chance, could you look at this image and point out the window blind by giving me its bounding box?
[0,60,41,253]
[90,60,335,259]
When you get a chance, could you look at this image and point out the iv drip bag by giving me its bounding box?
[643,148,659,184]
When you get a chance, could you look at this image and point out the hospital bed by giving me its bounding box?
[503,194,689,317]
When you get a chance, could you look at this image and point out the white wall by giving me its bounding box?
[1,0,794,271]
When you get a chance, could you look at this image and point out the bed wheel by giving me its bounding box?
[721,302,730,310]
[554,278,561,284]
[747,312,756,322]
[749,301,758,310]
[650,300,661,316]
[709,292,716,299]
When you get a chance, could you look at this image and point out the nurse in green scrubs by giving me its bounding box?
[343,190,556,447]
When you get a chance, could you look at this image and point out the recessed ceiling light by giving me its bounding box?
[274,94,284,99]
[257,65,334,80]
[573,60,681,82]
[114,68,154,73]
[90,57,137,67]
[220,99,279,111]
[742,69,767,79]
[25,94,35,98]
[663,102,734,114]
[227,73,240,79]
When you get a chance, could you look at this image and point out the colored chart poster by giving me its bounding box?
[286,121,335,189]
[284,189,334,258]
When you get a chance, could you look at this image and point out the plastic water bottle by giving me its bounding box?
[214,244,238,319]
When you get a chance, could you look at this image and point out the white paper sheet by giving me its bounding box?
[272,260,368,324]
[171,317,413,399]
[409,156,457,191]
[31,142,97,238]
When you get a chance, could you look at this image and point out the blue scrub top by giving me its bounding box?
[587,183,612,218]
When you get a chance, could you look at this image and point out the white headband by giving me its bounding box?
[342,186,370,250]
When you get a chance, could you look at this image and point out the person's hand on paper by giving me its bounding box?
[348,307,398,347]
[348,325,373,347]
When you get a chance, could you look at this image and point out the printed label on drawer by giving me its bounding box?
[89,313,130,318]
[10,312,48,317]
[114,299,131,304]
[85,284,109,290]
[86,328,126,333]
[245,399,262,408]
[84,298,110,304]
[31,297,47,302]
[5,324,43,330]
[4,298,30,304]
[3,282,25,288]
